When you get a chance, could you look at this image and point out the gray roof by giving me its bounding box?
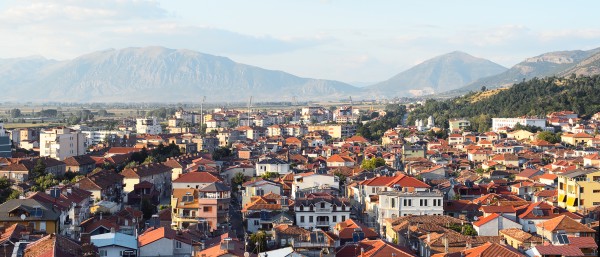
[562,169,595,178]
[0,199,61,221]
[257,158,288,165]
[199,182,231,192]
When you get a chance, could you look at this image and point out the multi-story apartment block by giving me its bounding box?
[136,117,162,135]
[40,127,86,160]
[491,117,547,132]
[307,124,356,139]
[449,118,471,131]
[171,182,231,231]
[557,169,600,212]
[294,193,351,231]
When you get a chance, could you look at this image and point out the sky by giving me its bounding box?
[1,0,599,84]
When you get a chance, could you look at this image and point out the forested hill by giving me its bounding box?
[408,75,600,132]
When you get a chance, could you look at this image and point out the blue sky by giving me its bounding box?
[1,0,599,84]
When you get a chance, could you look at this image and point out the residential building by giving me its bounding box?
[22,233,94,257]
[91,232,138,257]
[136,117,162,135]
[256,158,290,176]
[499,228,543,251]
[291,172,339,198]
[171,182,231,231]
[294,193,351,231]
[326,154,355,167]
[376,190,444,230]
[335,239,416,257]
[0,199,61,234]
[75,169,124,203]
[472,213,521,236]
[307,124,356,139]
[40,127,86,160]
[334,219,379,244]
[138,227,193,257]
[121,163,172,199]
[241,178,283,207]
[491,117,547,132]
[172,171,222,189]
[440,242,525,257]
[536,215,596,245]
[448,118,471,132]
[63,155,96,174]
[557,169,600,212]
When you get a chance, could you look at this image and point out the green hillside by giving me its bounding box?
[408,75,600,132]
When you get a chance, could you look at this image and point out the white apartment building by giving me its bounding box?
[256,158,290,176]
[40,127,86,160]
[81,130,130,145]
[376,190,444,230]
[136,117,162,135]
[491,117,546,132]
[291,173,339,198]
[294,194,351,231]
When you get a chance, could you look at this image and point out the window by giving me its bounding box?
[175,241,182,249]
[580,188,584,193]
[341,205,345,211]
[594,190,600,193]
[99,250,107,257]
[309,216,313,223]
[342,215,346,221]
[254,220,259,225]
[203,206,212,212]
[321,203,325,208]
[301,216,305,223]
[300,206,304,211]
[333,216,337,222]
[372,188,376,193]
[391,198,395,208]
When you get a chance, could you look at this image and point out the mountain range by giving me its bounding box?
[1,46,600,102]
[0,47,360,102]
[365,51,508,97]
[451,47,600,93]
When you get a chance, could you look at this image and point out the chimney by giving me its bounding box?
[80,233,91,245]
[444,235,449,253]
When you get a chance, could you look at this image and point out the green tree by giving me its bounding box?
[212,147,232,160]
[142,156,157,165]
[261,172,279,179]
[9,108,21,118]
[232,172,246,191]
[248,230,268,253]
[537,131,561,144]
[140,198,156,220]
[361,157,386,171]
[31,159,46,180]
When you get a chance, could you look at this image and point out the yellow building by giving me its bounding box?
[561,132,594,146]
[557,169,600,212]
[0,199,61,234]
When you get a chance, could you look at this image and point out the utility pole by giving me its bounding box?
[200,96,206,128]
[247,96,253,126]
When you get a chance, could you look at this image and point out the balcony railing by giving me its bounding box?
[316,221,329,226]
[293,241,330,248]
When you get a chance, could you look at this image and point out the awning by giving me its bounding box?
[558,194,566,203]
[567,197,576,206]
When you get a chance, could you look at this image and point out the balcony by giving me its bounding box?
[316,221,329,226]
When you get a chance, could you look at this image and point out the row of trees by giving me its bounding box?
[409,75,600,132]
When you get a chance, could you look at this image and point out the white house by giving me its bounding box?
[492,117,547,132]
[472,213,521,236]
[92,232,138,257]
[138,227,193,257]
[376,190,444,229]
[241,179,283,207]
[256,158,290,176]
[39,127,86,160]
[220,164,256,183]
[291,172,339,198]
[294,193,351,231]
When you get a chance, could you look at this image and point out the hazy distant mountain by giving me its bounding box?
[454,48,600,93]
[0,47,360,102]
[558,51,600,77]
[366,51,507,97]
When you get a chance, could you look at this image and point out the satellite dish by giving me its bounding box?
[20,214,26,220]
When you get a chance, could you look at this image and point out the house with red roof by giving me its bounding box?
[138,227,193,257]
[473,213,521,236]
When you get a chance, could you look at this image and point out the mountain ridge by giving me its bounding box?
[0,46,361,103]
[366,51,507,97]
